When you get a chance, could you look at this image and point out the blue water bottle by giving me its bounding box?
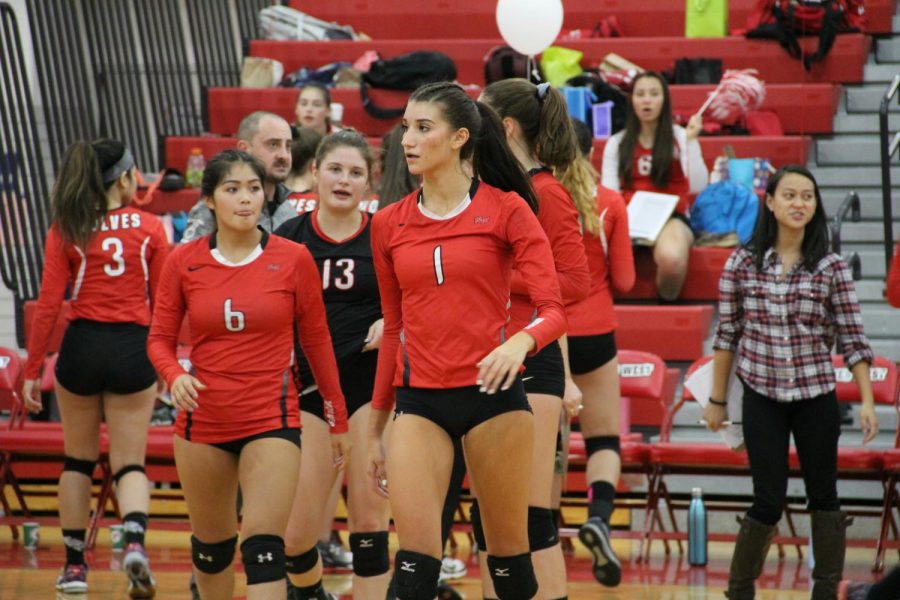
[688,487,708,566]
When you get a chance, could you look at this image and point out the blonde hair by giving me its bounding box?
[556,156,599,236]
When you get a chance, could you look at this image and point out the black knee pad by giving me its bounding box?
[528,506,559,551]
[584,435,620,459]
[285,544,319,574]
[469,499,487,552]
[63,456,96,478]
[240,534,285,585]
[349,531,389,577]
[394,550,441,600]
[487,553,538,600]
[113,464,146,486]
[192,534,237,574]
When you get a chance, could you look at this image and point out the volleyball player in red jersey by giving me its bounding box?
[21,139,168,596]
[479,78,590,599]
[601,71,709,300]
[276,130,390,600]
[366,82,566,600]
[564,119,636,587]
[147,150,348,600]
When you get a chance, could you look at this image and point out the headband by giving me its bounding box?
[102,148,135,185]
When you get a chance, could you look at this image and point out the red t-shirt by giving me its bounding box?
[147,232,348,442]
[888,240,900,308]
[370,181,566,410]
[566,187,635,336]
[25,207,169,378]
[507,170,589,336]
[624,143,691,215]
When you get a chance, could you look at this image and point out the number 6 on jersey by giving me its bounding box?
[224,299,246,332]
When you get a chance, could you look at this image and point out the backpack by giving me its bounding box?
[278,62,352,88]
[484,45,543,84]
[360,51,458,119]
[746,0,866,70]
[258,6,356,41]
[690,181,760,244]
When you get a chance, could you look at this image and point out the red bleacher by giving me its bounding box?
[250,34,871,87]
[617,247,733,302]
[614,305,715,362]
[287,0,896,37]
[205,83,838,138]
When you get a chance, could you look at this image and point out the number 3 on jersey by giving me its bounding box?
[224,299,246,332]
[102,237,125,277]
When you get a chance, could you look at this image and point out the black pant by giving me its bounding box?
[742,383,841,526]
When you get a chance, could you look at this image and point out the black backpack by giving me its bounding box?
[360,51,457,119]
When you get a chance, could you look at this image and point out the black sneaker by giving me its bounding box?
[578,516,621,587]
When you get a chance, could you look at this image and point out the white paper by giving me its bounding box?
[684,359,745,450]
[627,191,680,245]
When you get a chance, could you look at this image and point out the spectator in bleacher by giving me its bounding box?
[147,149,349,600]
[377,124,418,208]
[704,165,877,600]
[600,71,708,301]
[181,111,296,242]
[563,118,636,587]
[478,78,590,599]
[887,240,900,307]
[21,138,169,596]
[294,83,337,137]
[274,129,388,600]
[286,127,323,197]
[367,81,565,600]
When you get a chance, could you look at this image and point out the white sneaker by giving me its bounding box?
[439,556,467,581]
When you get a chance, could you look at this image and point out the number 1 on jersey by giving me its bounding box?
[433,245,445,286]
[224,299,246,332]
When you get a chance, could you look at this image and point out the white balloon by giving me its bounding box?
[495,0,564,57]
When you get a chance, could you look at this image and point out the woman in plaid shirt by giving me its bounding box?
[703,165,878,600]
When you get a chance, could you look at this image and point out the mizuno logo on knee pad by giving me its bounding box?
[401,561,416,572]
[197,553,213,562]
[257,553,273,562]
[493,568,510,577]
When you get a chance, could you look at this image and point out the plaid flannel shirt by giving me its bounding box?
[713,247,873,401]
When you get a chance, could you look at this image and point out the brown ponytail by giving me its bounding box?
[51,139,127,247]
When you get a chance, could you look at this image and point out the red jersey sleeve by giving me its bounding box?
[604,189,636,294]
[370,209,402,411]
[146,217,170,310]
[292,245,348,433]
[147,248,188,386]
[505,199,568,351]
[25,227,72,379]
[888,240,900,308]
[511,174,589,305]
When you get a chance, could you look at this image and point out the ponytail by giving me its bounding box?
[556,156,599,236]
[472,102,538,213]
[51,140,114,247]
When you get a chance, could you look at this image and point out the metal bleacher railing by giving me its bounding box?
[879,74,900,270]
[831,190,863,281]
[1,0,267,346]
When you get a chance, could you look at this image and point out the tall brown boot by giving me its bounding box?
[810,510,852,600]
[725,515,777,600]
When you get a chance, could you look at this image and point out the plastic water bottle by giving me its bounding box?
[186,147,206,188]
[688,487,708,566]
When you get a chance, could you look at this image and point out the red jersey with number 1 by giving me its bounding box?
[370,181,567,410]
[25,207,169,378]
[147,232,348,443]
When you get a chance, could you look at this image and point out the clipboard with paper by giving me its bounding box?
[684,359,745,451]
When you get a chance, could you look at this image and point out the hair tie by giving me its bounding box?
[536,82,551,102]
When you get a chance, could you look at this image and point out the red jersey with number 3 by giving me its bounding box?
[25,207,169,378]
[147,232,348,443]
[370,180,567,410]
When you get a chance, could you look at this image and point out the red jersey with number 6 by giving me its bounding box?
[370,180,567,410]
[147,232,348,443]
[25,207,169,378]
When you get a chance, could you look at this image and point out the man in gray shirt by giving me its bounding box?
[181,111,297,242]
